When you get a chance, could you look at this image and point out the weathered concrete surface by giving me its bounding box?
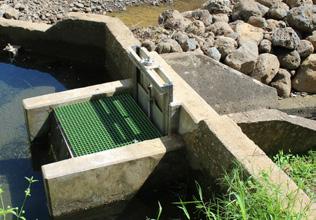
[42,136,184,217]
[277,95,316,120]
[23,79,132,143]
[151,51,314,217]
[227,109,316,155]
[0,13,140,80]
[162,52,278,114]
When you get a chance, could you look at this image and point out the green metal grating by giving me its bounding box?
[54,94,161,157]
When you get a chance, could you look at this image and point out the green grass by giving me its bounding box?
[172,165,309,220]
[273,150,316,201]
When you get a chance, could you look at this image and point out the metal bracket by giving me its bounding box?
[128,46,173,135]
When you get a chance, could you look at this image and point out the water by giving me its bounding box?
[110,0,205,27]
[0,62,66,220]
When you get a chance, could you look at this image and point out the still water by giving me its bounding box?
[0,62,66,219]
[110,0,205,27]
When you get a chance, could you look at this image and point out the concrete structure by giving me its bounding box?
[162,52,278,114]
[0,13,313,219]
[228,109,316,155]
[278,95,316,120]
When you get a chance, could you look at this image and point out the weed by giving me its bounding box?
[0,176,38,220]
[273,150,315,201]
[174,166,309,220]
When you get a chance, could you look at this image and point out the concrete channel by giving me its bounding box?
[0,13,315,219]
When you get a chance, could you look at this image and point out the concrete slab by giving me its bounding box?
[42,135,184,217]
[227,109,316,155]
[162,52,278,114]
[277,95,316,120]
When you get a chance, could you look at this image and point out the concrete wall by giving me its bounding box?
[0,13,140,80]
[42,136,184,217]
[162,52,278,114]
[228,109,316,155]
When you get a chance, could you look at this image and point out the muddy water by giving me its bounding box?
[110,0,206,27]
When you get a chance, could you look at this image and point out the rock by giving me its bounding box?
[271,69,292,97]
[276,49,301,70]
[156,39,183,54]
[255,0,283,7]
[183,38,198,51]
[234,22,264,45]
[297,40,314,58]
[285,0,313,8]
[0,4,19,19]
[208,21,234,36]
[267,2,290,20]
[286,5,316,33]
[272,28,300,50]
[203,0,232,14]
[259,39,272,53]
[185,20,205,35]
[142,40,156,52]
[14,3,26,11]
[232,0,269,21]
[172,31,189,48]
[182,9,213,27]
[266,19,286,31]
[158,10,191,31]
[207,47,222,61]
[247,16,267,28]
[201,37,215,52]
[212,13,229,23]
[292,54,316,93]
[225,41,259,75]
[215,36,238,58]
[306,31,316,49]
[251,53,280,84]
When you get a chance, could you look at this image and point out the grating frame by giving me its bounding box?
[54,94,161,157]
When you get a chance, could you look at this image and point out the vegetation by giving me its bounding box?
[0,177,37,220]
[273,150,315,201]
[173,166,309,220]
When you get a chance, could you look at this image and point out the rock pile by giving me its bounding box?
[0,0,172,24]
[134,0,316,97]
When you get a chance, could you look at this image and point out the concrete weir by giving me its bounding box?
[0,13,314,219]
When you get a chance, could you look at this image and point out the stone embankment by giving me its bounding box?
[133,0,316,97]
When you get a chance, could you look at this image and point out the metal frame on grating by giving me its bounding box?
[54,94,161,157]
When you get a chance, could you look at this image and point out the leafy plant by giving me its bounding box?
[147,201,162,220]
[0,176,38,220]
[174,166,309,220]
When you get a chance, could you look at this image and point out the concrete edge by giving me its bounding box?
[42,135,184,179]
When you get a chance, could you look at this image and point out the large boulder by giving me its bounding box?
[158,10,191,31]
[255,0,283,7]
[267,2,290,20]
[276,49,301,70]
[272,27,300,49]
[306,31,316,49]
[203,0,232,14]
[156,39,183,54]
[271,68,292,97]
[182,9,213,27]
[225,41,259,75]
[259,39,272,53]
[232,0,269,21]
[0,4,19,19]
[185,20,205,35]
[297,40,314,58]
[215,36,238,58]
[284,0,313,8]
[234,22,264,45]
[251,53,280,84]
[208,21,234,36]
[292,54,316,93]
[286,5,316,33]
